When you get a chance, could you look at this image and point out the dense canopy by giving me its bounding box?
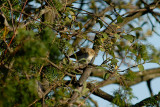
[0,0,160,106]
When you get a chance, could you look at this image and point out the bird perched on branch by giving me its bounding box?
[69,48,95,64]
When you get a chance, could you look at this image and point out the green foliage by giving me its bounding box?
[128,43,149,63]
[0,78,37,107]
[138,64,144,72]
[13,29,48,70]
[40,27,61,62]
[113,87,136,106]
[52,87,70,106]
[111,58,119,65]
[52,0,63,10]
[0,27,61,106]
[104,73,110,80]
[125,70,136,81]
[117,15,124,23]
[44,66,61,81]
[131,27,143,32]
[123,34,135,42]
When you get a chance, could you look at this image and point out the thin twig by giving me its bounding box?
[5,0,28,54]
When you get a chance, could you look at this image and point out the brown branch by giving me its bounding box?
[68,66,93,106]
[78,68,160,106]
[7,0,28,48]
[99,6,113,17]
[88,97,98,107]
[91,67,160,87]
[87,83,115,103]
[103,1,160,34]
[147,79,153,96]
[87,82,127,106]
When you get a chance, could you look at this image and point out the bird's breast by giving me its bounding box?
[87,55,94,61]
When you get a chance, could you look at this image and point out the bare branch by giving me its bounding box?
[68,66,93,106]
[87,82,128,106]
[91,67,160,87]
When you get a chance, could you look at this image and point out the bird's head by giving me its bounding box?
[82,48,95,61]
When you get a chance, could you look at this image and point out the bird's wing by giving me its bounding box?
[70,52,89,60]
[69,50,83,59]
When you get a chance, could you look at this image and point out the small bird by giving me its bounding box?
[69,48,95,63]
